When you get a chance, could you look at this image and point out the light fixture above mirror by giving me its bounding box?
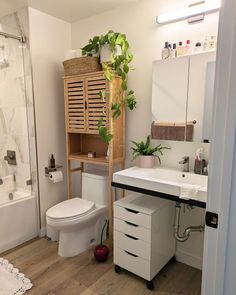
[156,0,220,25]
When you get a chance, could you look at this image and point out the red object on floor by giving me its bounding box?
[94,245,109,262]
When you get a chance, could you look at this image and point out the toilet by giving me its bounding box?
[46,171,108,257]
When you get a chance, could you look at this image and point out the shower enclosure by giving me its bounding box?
[0,11,39,253]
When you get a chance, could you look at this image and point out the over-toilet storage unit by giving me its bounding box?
[63,71,125,242]
[113,193,176,289]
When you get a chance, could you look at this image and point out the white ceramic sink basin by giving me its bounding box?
[113,166,208,203]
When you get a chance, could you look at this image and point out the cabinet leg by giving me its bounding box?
[114,265,122,274]
[108,163,113,249]
[169,255,176,264]
[146,280,154,290]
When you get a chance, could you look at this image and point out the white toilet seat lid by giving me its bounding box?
[46,198,95,219]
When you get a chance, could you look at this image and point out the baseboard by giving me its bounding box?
[39,227,46,237]
[0,232,38,254]
[176,250,203,270]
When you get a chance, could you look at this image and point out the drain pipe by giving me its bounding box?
[174,202,205,242]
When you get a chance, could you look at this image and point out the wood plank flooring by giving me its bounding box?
[2,238,202,294]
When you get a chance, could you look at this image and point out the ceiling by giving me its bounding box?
[0,0,139,22]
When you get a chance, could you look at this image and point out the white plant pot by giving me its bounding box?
[139,155,155,168]
[100,44,121,64]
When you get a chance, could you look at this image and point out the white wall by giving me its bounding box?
[29,8,71,231]
[71,0,219,269]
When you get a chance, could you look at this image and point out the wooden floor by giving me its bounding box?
[2,238,202,295]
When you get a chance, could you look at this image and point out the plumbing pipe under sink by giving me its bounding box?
[174,202,204,242]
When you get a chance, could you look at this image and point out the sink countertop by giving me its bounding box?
[113,166,208,204]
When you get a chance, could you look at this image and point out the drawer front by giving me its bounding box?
[114,247,151,281]
[114,205,151,229]
[114,218,151,242]
[114,230,151,260]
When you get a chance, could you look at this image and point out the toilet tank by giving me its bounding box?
[82,170,108,205]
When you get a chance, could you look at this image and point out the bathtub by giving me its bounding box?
[0,176,39,254]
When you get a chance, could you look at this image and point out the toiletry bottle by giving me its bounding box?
[161,41,170,59]
[50,154,55,169]
[209,36,217,50]
[203,36,209,51]
[177,41,184,57]
[168,44,175,58]
[194,148,206,174]
[184,40,192,55]
[194,42,202,53]
[172,43,177,57]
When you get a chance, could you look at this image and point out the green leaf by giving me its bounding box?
[127,52,133,63]
[99,90,106,101]
[123,63,129,74]
[104,69,113,81]
[116,34,125,45]
[125,90,137,110]
[121,80,127,91]
[111,102,121,119]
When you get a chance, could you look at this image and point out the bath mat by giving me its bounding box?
[0,258,32,295]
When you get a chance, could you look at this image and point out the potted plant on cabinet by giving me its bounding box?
[131,135,170,168]
[81,30,137,143]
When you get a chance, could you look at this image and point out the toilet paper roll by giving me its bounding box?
[49,171,63,183]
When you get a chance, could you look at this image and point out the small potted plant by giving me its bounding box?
[131,135,170,168]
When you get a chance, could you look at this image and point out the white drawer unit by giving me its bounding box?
[113,193,176,290]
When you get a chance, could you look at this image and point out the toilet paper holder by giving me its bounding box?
[45,165,62,176]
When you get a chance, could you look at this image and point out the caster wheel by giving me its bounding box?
[146,280,154,290]
[114,265,121,274]
[170,256,176,264]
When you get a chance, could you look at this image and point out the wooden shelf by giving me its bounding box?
[68,153,109,166]
[64,72,125,248]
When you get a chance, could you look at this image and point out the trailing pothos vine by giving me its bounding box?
[81,30,137,143]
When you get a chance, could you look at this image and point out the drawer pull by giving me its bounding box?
[125,208,139,214]
[124,250,138,258]
[125,234,138,240]
[125,221,139,227]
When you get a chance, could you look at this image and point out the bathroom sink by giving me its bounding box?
[113,166,208,203]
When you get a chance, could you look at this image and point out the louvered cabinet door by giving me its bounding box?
[86,75,108,134]
[65,78,86,132]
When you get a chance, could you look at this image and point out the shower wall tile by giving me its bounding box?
[0,8,38,193]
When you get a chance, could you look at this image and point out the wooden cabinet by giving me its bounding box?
[63,71,125,243]
[64,73,108,133]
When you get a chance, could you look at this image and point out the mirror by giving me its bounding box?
[151,52,216,142]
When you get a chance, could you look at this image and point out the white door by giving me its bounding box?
[202,0,236,294]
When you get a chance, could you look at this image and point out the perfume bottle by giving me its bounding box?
[177,41,184,57]
[184,40,192,55]
[170,43,177,58]
[194,42,202,53]
[161,41,170,59]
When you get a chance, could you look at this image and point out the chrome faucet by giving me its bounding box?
[179,156,190,172]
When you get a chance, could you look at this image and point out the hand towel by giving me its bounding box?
[180,183,200,200]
